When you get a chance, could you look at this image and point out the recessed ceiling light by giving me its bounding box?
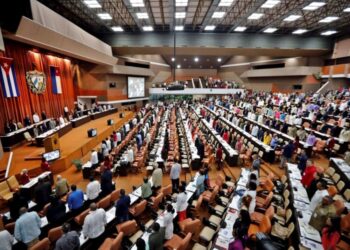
[234,26,247,32]
[219,0,234,6]
[261,0,280,8]
[204,25,216,31]
[292,29,308,34]
[264,27,277,33]
[321,30,337,36]
[344,7,350,12]
[175,25,184,31]
[217,58,222,62]
[176,0,188,7]
[83,0,101,8]
[303,1,326,10]
[171,57,175,62]
[283,15,301,22]
[136,12,149,19]
[212,12,226,18]
[130,0,144,7]
[319,16,339,23]
[248,13,264,20]
[194,57,199,62]
[176,12,186,19]
[142,26,153,31]
[177,64,181,68]
[97,13,112,20]
[111,26,123,32]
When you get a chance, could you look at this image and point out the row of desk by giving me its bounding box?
[210,105,275,163]
[1,108,118,150]
[330,158,350,189]
[191,106,238,166]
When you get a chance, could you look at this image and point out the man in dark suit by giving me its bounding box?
[101,168,113,196]
[23,115,31,127]
[34,177,52,210]
[41,111,47,120]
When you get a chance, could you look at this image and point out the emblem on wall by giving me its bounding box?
[26,70,46,94]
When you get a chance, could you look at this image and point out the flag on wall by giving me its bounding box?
[0,57,19,98]
[50,66,62,94]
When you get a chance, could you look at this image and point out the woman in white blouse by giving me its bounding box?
[163,204,174,240]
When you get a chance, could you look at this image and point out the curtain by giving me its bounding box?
[0,40,76,134]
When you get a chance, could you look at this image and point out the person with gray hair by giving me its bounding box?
[55,175,70,197]
[82,203,107,248]
[55,223,80,250]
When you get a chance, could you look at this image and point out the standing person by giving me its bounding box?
[46,195,66,225]
[19,169,30,185]
[41,157,50,172]
[141,177,152,200]
[301,160,317,188]
[82,203,107,249]
[55,223,80,250]
[67,185,84,215]
[148,223,165,250]
[196,170,206,196]
[152,164,163,190]
[309,180,329,212]
[216,146,223,170]
[9,191,28,221]
[115,189,131,224]
[14,208,41,248]
[0,229,13,250]
[228,227,245,250]
[34,177,52,210]
[307,172,323,199]
[280,141,294,169]
[127,145,134,167]
[90,150,99,168]
[297,149,308,174]
[251,154,261,171]
[86,176,101,203]
[309,196,336,231]
[170,159,181,193]
[55,175,70,197]
[321,217,341,250]
[176,185,188,221]
[162,204,174,240]
[101,167,113,196]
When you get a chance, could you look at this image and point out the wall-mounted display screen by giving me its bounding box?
[128,76,145,98]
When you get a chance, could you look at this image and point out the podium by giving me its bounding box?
[44,133,60,152]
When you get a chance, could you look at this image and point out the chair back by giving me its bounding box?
[74,209,90,226]
[285,209,293,224]
[161,184,172,197]
[6,176,19,191]
[334,199,345,215]
[135,199,148,216]
[266,206,275,220]
[287,223,295,238]
[179,233,192,250]
[344,189,350,201]
[0,181,12,200]
[327,185,338,197]
[184,219,201,236]
[110,189,121,203]
[337,181,345,193]
[111,232,124,250]
[117,220,138,236]
[98,195,111,210]
[152,193,163,210]
[29,237,50,250]
[23,132,32,141]
[263,192,273,208]
[260,215,271,234]
[48,226,63,243]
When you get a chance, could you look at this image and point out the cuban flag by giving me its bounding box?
[0,57,19,98]
[50,66,62,94]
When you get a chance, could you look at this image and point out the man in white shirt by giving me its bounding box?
[152,164,163,189]
[251,125,259,137]
[0,229,14,250]
[170,159,181,193]
[116,131,122,144]
[90,150,99,168]
[309,180,329,212]
[32,112,40,123]
[82,203,106,248]
[59,116,65,125]
[86,176,101,202]
[127,146,134,164]
[124,123,130,133]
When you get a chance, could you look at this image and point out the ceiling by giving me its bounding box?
[38,0,350,37]
[162,55,230,69]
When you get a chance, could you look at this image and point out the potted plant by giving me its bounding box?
[72,159,82,171]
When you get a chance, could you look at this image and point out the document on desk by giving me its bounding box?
[229,195,241,210]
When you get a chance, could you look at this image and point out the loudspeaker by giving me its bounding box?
[87,129,97,137]
[119,113,124,118]
[107,119,114,125]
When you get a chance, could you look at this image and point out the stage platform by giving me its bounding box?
[8,111,134,176]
